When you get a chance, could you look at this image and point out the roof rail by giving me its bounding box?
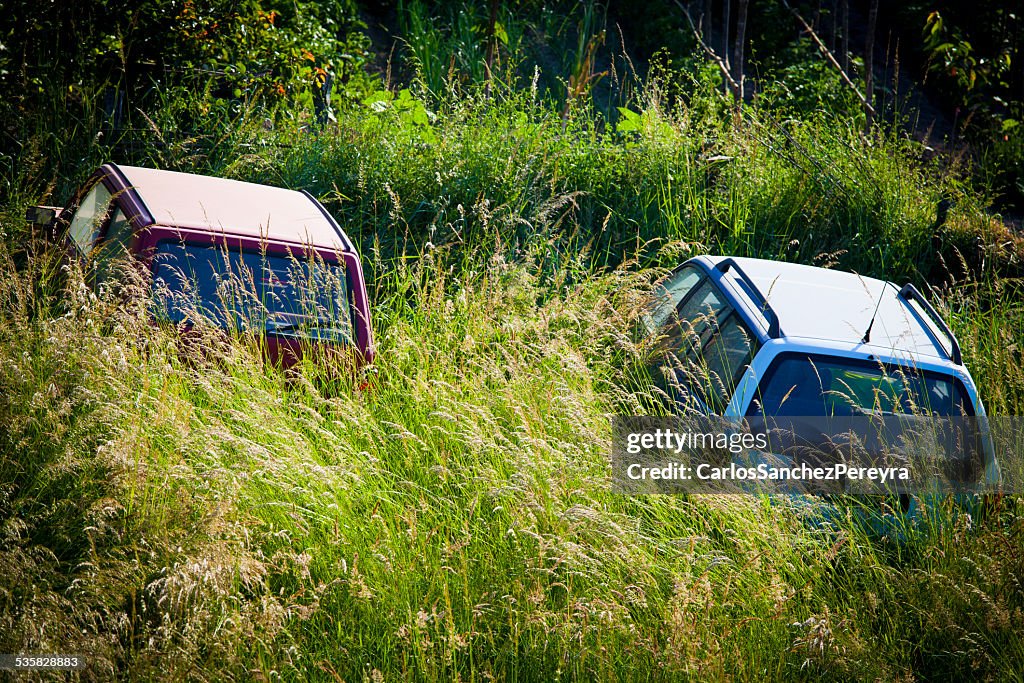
[897,283,963,365]
[715,258,783,339]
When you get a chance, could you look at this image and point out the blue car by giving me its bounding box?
[642,255,1000,532]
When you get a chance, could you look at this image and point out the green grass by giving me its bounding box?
[2,41,1024,682]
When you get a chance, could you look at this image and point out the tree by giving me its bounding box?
[732,0,749,100]
[865,0,878,130]
[721,0,731,96]
[840,0,849,73]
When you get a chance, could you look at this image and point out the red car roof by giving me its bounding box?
[112,164,353,252]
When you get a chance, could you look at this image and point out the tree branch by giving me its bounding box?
[781,0,875,116]
[674,0,740,96]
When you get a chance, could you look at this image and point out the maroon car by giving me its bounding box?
[29,163,374,366]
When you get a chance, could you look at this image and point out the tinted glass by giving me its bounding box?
[702,315,759,394]
[152,241,352,344]
[94,208,133,286]
[656,279,730,359]
[652,277,759,413]
[746,353,975,418]
[676,281,729,339]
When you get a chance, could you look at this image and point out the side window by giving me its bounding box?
[653,275,759,413]
[68,182,114,256]
[93,207,133,286]
[918,374,976,417]
[673,281,730,358]
[745,355,831,417]
[702,314,758,398]
[646,266,704,332]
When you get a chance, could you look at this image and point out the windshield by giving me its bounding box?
[746,353,975,418]
[151,240,352,344]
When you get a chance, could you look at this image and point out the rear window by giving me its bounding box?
[745,353,976,418]
[151,240,352,344]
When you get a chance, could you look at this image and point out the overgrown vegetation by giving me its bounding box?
[1,1,1023,680]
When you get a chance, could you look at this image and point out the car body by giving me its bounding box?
[30,163,374,367]
[643,255,999,519]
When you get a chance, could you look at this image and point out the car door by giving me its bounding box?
[91,203,135,288]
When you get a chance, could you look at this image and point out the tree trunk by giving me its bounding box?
[484,0,500,92]
[840,0,849,73]
[721,0,731,96]
[703,0,713,48]
[864,0,878,130]
[830,0,837,53]
[732,0,749,101]
[1015,11,1023,103]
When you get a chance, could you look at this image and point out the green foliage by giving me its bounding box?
[921,9,1016,109]
[2,0,369,106]
[395,0,641,116]
[232,82,967,287]
[397,0,525,97]
[756,38,862,123]
[362,88,438,144]
[0,230,1022,680]
[975,109,1024,214]
[890,3,1024,211]
[0,0,375,204]
[169,0,375,107]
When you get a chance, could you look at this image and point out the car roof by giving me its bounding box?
[110,164,353,251]
[693,255,954,363]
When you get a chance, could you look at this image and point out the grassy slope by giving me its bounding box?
[2,72,1024,682]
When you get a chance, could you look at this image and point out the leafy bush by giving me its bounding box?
[977,114,1024,214]
[0,0,375,204]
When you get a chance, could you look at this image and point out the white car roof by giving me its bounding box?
[696,255,954,363]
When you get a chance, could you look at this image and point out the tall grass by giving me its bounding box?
[1,226,1023,680]
[218,81,1015,290]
